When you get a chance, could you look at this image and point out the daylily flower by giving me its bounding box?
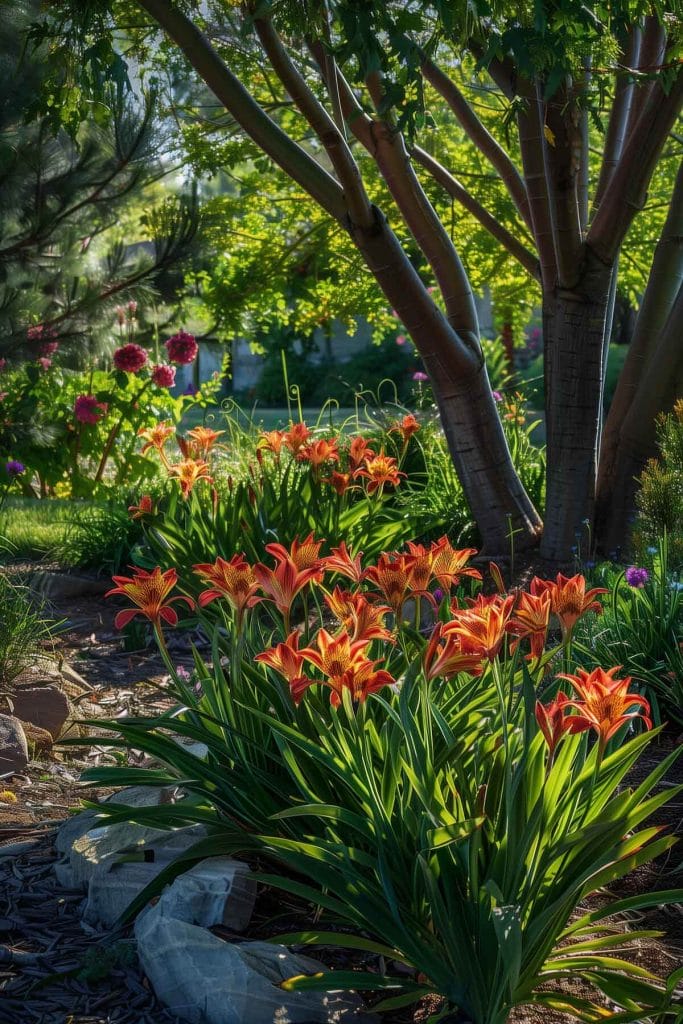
[106,567,194,631]
[168,459,213,498]
[506,590,551,661]
[558,666,652,756]
[390,413,420,444]
[424,623,484,681]
[535,691,581,759]
[325,588,393,643]
[138,423,175,460]
[299,628,394,706]
[325,471,354,496]
[193,554,262,625]
[364,553,412,616]
[185,426,225,456]
[404,541,435,593]
[443,594,515,661]
[283,421,311,454]
[254,559,321,629]
[298,438,339,469]
[324,542,364,584]
[530,573,607,641]
[355,451,405,494]
[347,436,375,470]
[128,495,154,520]
[265,533,325,573]
[258,429,287,456]
[430,539,482,591]
[255,631,310,698]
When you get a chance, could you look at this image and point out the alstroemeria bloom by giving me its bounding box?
[355,451,405,494]
[558,666,652,755]
[168,459,213,498]
[265,533,324,573]
[347,436,375,470]
[424,623,484,681]
[255,631,310,698]
[298,438,339,469]
[283,421,311,454]
[390,413,420,444]
[325,588,393,643]
[106,567,194,630]
[506,590,551,661]
[443,594,515,661]
[324,542,364,584]
[193,554,262,624]
[531,573,607,640]
[430,539,481,591]
[128,495,154,519]
[363,553,412,616]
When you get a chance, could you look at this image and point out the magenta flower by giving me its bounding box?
[38,357,52,371]
[151,364,176,388]
[396,334,406,346]
[5,460,25,477]
[413,371,429,382]
[115,305,127,325]
[0,360,6,372]
[113,344,148,373]
[75,394,108,424]
[165,331,198,365]
[127,300,138,316]
[493,390,503,402]
[625,566,649,589]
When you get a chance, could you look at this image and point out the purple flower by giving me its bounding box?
[5,460,25,477]
[493,390,503,402]
[412,371,429,382]
[625,566,649,589]
[433,588,444,603]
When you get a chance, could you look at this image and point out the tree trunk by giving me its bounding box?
[349,207,543,554]
[540,256,614,563]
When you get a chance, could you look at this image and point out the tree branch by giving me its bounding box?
[593,26,642,211]
[420,57,533,230]
[541,79,584,287]
[516,84,558,289]
[411,145,540,280]
[625,15,667,142]
[136,0,347,222]
[252,15,375,230]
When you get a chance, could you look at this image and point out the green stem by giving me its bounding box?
[95,379,151,484]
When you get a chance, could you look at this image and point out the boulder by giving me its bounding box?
[10,685,70,740]
[17,719,53,752]
[147,857,256,931]
[0,714,28,775]
[30,571,110,602]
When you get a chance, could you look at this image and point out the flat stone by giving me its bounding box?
[151,857,256,931]
[0,714,28,775]
[135,908,371,1024]
[83,826,210,928]
[10,685,70,740]
[17,719,53,752]
[30,571,110,602]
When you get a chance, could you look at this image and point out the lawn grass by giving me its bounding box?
[181,404,360,432]
[0,499,79,562]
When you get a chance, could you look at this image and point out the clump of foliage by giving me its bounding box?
[633,400,683,566]
[79,546,681,1024]
[0,572,55,685]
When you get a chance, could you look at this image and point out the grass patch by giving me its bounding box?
[0,499,76,562]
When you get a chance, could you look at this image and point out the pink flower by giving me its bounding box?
[38,357,52,371]
[115,306,126,325]
[127,300,138,316]
[39,341,59,357]
[493,390,503,402]
[75,394,108,424]
[0,359,6,372]
[412,371,429,382]
[165,330,198,365]
[151,364,176,388]
[27,325,43,341]
[113,344,148,373]
[0,392,7,401]
[396,334,406,346]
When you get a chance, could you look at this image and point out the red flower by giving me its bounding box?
[557,666,652,755]
[283,422,311,454]
[325,471,354,496]
[253,559,321,629]
[423,623,484,681]
[106,567,194,630]
[530,573,607,640]
[168,459,213,498]
[151,364,176,388]
[325,588,393,643]
[324,542,364,584]
[258,430,287,455]
[299,628,394,706]
[363,553,412,617]
[443,594,515,661]
[347,436,375,470]
[128,495,154,519]
[193,554,261,624]
[265,533,324,572]
[255,631,310,698]
[430,538,481,591]
[506,591,551,661]
[355,451,405,494]
[113,344,148,373]
[165,331,198,365]
[74,394,108,424]
[298,438,339,469]
[390,413,420,444]
[535,691,580,759]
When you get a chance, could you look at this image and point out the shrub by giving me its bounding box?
[0,572,56,685]
[75,550,682,1024]
[632,400,683,566]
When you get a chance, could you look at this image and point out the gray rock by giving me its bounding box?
[135,908,370,1024]
[9,685,70,740]
[30,572,110,602]
[0,714,29,775]
[150,857,256,931]
[83,826,209,928]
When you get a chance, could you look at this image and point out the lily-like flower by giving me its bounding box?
[506,590,551,661]
[128,495,154,520]
[325,588,393,643]
[443,594,515,661]
[364,553,412,616]
[193,554,262,624]
[298,438,339,469]
[355,451,405,494]
[168,459,213,498]
[558,666,652,755]
[324,542,364,584]
[299,628,393,706]
[530,573,607,641]
[424,623,484,681]
[179,426,225,458]
[265,533,325,572]
[253,558,321,629]
[347,436,375,470]
[430,538,481,591]
[283,421,311,454]
[106,567,194,630]
[138,423,175,461]
[403,541,435,594]
[535,691,580,759]
[325,471,355,496]
[255,630,310,698]
[390,413,420,444]
[258,429,287,456]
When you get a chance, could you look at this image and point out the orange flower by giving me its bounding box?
[363,553,412,616]
[325,588,393,643]
[168,459,213,498]
[138,422,175,457]
[404,541,435,594]
[430,538,482,591]
[283,421,311,454]
[106,567,194,630]
[193,554,261,624]
[253,558,321,629]
[265,533,324,572]
[535,691,580,758]
[558,666,652,755]
[326,471,355,496]
[186,426,225,456]
[258,429,287,456]
[424,623,484,681]
[128,494,154,519]
[390,413,420,444]
[530,573,607,640]
[347,436,375,470]
[299,628,394,706]
[298,438,339,468]
[506,590,551,661]
[255,630,310,698]
[443,593,515,661]
[355,451,405,494]
[324,542,364,584]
